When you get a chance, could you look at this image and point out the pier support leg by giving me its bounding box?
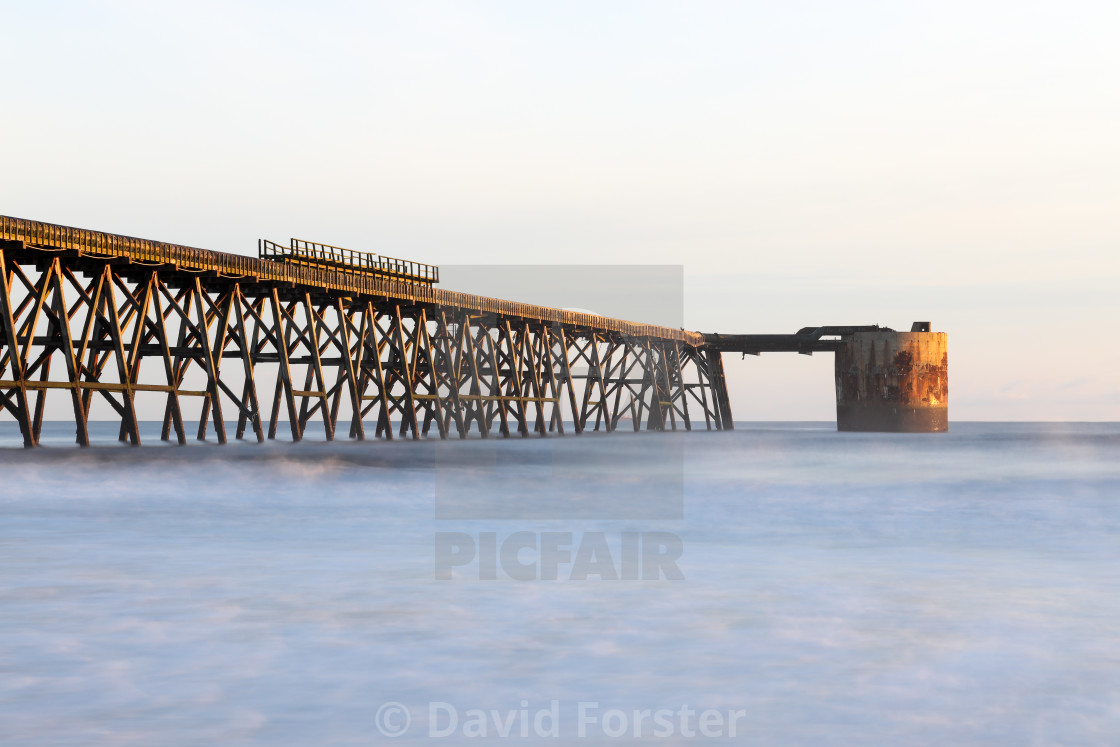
[705,348,734,431]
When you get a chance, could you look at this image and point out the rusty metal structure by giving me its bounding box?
[705,323,949,432]
[0,215,947,446]
[833,326,948,432]
[0,216,732,448]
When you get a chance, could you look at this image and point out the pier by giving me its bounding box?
[0,216,945,447]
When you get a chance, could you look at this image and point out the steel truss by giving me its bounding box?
[0,245,730,447]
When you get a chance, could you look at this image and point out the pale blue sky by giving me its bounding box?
[3,1,1117,419]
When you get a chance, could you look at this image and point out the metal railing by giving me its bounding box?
[259,237,439,285]
[0,215,703,346]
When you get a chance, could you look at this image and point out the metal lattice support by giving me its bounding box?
[0,242,729,447]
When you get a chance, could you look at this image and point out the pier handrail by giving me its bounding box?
[1,215,702,346]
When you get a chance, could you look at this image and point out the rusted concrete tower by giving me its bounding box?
[704,322,948,433]
[834,323,948,432]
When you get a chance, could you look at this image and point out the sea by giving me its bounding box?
[1,422,1117,745]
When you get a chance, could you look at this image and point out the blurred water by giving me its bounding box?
[1,422,1118,744]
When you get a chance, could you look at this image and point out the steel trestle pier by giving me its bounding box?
[0,216,728,447]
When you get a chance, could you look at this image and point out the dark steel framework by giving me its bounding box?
[258,237,440,285]
[0,217,732,447]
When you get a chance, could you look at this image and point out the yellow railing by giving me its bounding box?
[260,238,439,285]
[0,215,704,346]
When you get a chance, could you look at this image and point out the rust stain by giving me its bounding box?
[835,333,947,408]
